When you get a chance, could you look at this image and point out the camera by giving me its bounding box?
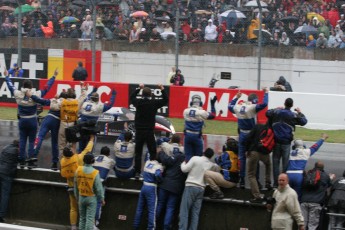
[265,196,276,205]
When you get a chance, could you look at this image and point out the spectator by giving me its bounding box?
[306,34,316,48]
[72,62,88,81]
[272,32,280,46]
[164,22,173,32]
[245,124,273,203]
[279,32,290,46]
[179,148,218,230]
[271,76,293,92]
[170,69,185,86]
[266,98,308,187]
[204,19,217,42]
[328,30,339,48]
[300,161,335,230]
[149,28,162,41]
[60,135,95,230]
[328,170,345,229]
[1,17,12,36]
[8,63,24,77]
[0,140,19,223]
[228,88,268,188]
[93,146,115,229]
[247,19,259,43]
[181,20,191,41]
[166,66,176,85]
[138,28,149,42]
[268,173,305,230]
[317,21,330,39]
[41,21,55,38]
[156,134,186,230]
[4,69,55,169]
[80,15,93,39]
[69,24,80,38]
[286,134,329,199]
[190,29,202,43]
[222,29,235,44]
[183,95,217,161]
[130,84,168,178]
[129,25,140,43]
[113,130,136,179]
[74,153,105,230]
[334,24,344,41]
[339,35,345,49]
[316,33,328,48]
[133,155,163,230]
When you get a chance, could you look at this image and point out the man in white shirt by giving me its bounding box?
[178,148,218,230]
[204,19,217,42]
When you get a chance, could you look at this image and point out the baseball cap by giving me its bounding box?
[13,63,18,67]
[141,28,146,32]
[86,9,90,12]
[71,24,76,28]
[208,19,212,23]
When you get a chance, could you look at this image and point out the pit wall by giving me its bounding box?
[0,78,344,129]
[8,169,272,230]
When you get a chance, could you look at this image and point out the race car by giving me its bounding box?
[97,107,175,138]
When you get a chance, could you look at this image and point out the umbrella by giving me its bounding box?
[160,31,176,40]
[195,10,212,15]
[245,1,268,7]
[131,11,148,18]
[294,25,317,34]
[253,8,269,13]
[220,9,246,19]
[98,1,114,7]
[154,16,171,22]
[14,4,35,14]
[30,11,48,23]
[72,0,87,6]
[155,10,174,19]
[0,6,15,11]
[59,16,80,23]
[69,4,82,11]
[307,12,325,22]
[253,29,272,39]
[280,16,299,23]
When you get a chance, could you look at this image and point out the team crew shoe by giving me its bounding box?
[51,162,58,171]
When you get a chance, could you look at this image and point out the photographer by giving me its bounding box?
[8,63,24,77]
[170,69,185,86]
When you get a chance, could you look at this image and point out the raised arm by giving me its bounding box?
[228,92,241,114]
[255,88,269,112]
[4,68,15,96]
[40,68,58,97]
[103,89,117,112]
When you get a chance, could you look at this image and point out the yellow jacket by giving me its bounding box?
[247,19,259,40]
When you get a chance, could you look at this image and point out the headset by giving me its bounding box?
[190,95,203,107]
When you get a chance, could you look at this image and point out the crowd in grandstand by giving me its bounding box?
[1,0,345,47]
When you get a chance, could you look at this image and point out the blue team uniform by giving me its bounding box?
[183,105,215,161]
[286,139,324,199]
[5,76,55,162]
[113,133,136,179]
[228,93,268,180]
[133,160,163,230]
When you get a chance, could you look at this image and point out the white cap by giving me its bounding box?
[86,9,90,12]
[141,28,146,32]
[208,19,212,23]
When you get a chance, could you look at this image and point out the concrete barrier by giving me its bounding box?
[7,169,273,230]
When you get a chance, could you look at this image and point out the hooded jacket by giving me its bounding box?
[41,21,54,38]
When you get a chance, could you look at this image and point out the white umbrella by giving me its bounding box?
[253,8,269,13]
[220,9,246,19]
[253,29,272,39]
[245,0,268,7]
[160,31,176,40]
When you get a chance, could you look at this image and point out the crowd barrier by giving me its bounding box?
[1,78,344,129]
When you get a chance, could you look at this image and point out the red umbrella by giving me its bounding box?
[130,11,148,18]
[0,6,15,11]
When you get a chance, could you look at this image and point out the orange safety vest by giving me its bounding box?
[60,154,78,179]
[76,167,99,197]
[60,99,79,123]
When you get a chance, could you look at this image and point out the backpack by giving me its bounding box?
[257,126,275,154]
[303,168,321,190]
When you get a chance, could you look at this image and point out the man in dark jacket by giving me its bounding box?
[130,84,168,178]
[170,69,185,86]
[0,140,19,223]
[72,62,88,81]
[328,170,345,229]
[156,134,186,230]
[300,161,335,230]
[270,76,293,92]
[245,123,272,203]
[266,98,307,187]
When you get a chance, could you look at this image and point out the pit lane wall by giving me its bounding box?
[7,169,272,230]
[0,78,344,130]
